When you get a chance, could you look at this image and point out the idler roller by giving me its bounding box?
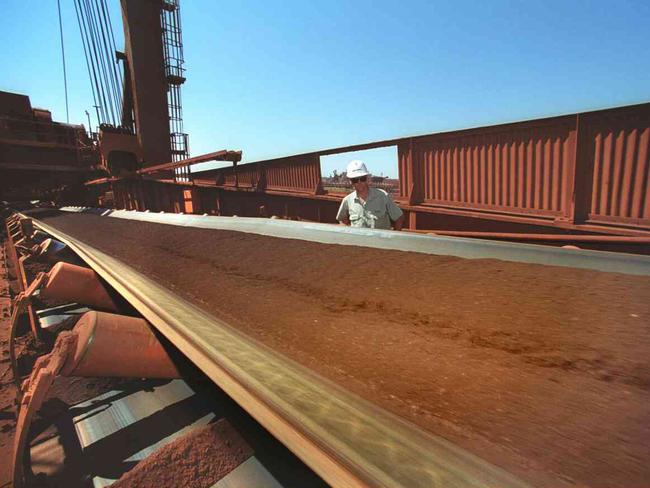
[39,262,118,312]
[9,263,118,386]
[13,311,180,488]
[62,311,180,378]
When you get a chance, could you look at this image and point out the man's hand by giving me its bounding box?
[392,214,404,231]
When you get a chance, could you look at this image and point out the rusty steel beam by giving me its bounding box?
[235,102,649,233]
[0,138,82,150]
[138,149,243,174]
[5,217,41,339]
[84,150,243,186]
[241,102,649,165]
[85,177,116,186]
[120,0,171,166]
[406,229,650,243]
[0,163,93,172]
[91,102,650,237]
[101,176,650,239]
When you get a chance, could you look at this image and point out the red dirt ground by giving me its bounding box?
[22,212,650,487]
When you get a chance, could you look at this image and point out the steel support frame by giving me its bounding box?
[90,102,650,236]
[4,218,40,338]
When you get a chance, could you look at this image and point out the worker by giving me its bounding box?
[336,160,404,230]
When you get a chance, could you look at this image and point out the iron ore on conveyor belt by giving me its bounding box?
[24,208,650,488]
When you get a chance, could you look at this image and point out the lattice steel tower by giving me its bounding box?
[161,0,189,162]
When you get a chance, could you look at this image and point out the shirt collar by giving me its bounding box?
[353,187,375,203]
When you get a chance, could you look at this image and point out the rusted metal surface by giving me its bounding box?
[13,332,76,488]
[584,107,650,227]
[12,311,180,488]
[216,163,261,188]
[4,216,41,338]
[95,103,650,241]
[40,262,118,312]
[192,154,322,194]
[120,0,172,166]
[66,311,181,378]
[85,176,117,185]
[139,149,242,174]
[98,130,142,173]
[0,94,89,154]
[412,117,577,218]
[401,104,649,233]
[183,187,200,213]
[1,90,98,201]
[407,229,650,243]
[0,163,94,172]
[263,155,322,193]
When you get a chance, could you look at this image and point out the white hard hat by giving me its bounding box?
[346,160,370,178]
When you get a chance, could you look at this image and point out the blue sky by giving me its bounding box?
[1,0,649,178]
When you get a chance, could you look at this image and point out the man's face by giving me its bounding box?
[350,175,369,191]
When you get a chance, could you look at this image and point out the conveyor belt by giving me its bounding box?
[61,206,650,276]
[28,214,532,488]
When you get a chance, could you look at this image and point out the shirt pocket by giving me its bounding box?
[348,205,364,222]
[370,207,386,219]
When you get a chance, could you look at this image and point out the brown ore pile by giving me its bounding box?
[31,211,650,488]
[111,419,252,488]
